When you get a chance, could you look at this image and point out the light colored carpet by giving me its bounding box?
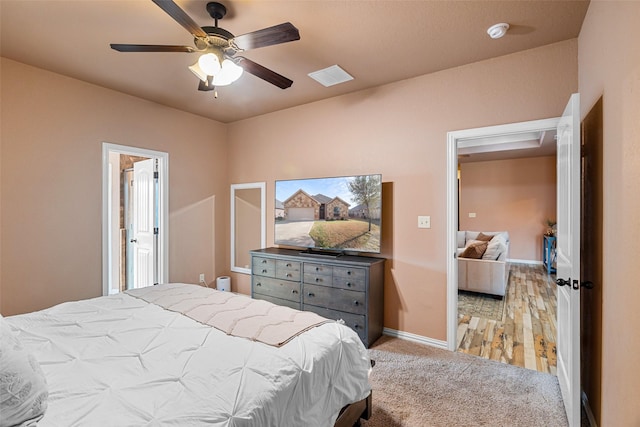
[360,335,568,427]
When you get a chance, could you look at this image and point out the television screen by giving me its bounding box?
[275,174,382,254]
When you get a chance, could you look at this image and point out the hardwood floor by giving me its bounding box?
[457,263,558,375]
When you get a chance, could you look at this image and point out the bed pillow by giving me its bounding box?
[0,315,49,427]
[460,240,488,259]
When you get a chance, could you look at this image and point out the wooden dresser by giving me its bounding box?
[250,247,385,348]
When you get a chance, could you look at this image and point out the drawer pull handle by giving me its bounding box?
[286,263,292,267]
[286,273,292,278]
[315,278,321,282]
[315,267,320,271]
[256,283,262,287]
[354,324,360,329]
[291,289,298,294]
[308,292,315,297]
[262,269,268,273]
[346,282,351,287]
[347,271,352,275]
[353,300,359,306]
[261,260,267,264]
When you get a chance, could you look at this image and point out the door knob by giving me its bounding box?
[130,238,137,243]
[556,278,571,287]
[581,281,594,289]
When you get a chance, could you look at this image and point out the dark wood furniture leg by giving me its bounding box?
[334,392,372,427]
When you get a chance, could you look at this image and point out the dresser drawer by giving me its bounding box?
[253,276,301,303]
[304,263,333,276]
[303,284,366,315]
[303,272,333,287]
[252,257,276,277]
[254,293,301,310]
[332,267,366,291]
[303,304,366,343]
[276,259,301,281]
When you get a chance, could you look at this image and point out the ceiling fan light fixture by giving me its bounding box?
[213,59,244,86]
[487,23,510,39]
[198,52,222,75]
[188,62,208,82]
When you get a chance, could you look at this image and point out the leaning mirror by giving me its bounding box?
[231,182,266,274]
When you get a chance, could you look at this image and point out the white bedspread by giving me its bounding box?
[5,284,371,426]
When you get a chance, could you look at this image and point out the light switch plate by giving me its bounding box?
[469,212,477,218]
[418,215,431,229]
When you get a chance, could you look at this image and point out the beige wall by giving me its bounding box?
[0,58,228,315]
[578,1,640,425]
[227,40,578,340]
[234,188,262,270]
[459,156,557,261]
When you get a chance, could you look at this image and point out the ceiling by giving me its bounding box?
[1,1,589,125]
[458,128,558,163]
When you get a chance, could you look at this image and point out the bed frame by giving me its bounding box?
[334,392,372,427]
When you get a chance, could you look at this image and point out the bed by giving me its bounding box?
[0,283,372,426]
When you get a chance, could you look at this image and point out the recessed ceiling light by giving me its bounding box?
[487,23,510,39]
[308,65,354,87]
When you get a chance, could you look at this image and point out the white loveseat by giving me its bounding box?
[457,231,510,298]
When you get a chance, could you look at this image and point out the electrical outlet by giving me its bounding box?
[418,215,431,229]
[199,273,205,283]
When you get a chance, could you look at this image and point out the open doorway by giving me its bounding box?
[447,119,559,366]
[102,143,169,296]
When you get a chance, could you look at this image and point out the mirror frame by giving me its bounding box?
[230,182,266,274]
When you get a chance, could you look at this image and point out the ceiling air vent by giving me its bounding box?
[308,65,354,87]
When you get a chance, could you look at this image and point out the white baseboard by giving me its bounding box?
[382,328,448,350]
[581,390,598,427]
[508,258,543,265]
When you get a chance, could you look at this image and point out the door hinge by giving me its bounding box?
[154,227,159,235]
[153,171,159,179]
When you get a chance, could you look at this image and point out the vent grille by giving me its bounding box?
[308,65,354,87]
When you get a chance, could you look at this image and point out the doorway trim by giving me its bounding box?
[101,142,169,296]
[445,117,560,350]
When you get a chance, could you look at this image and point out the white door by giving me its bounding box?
[132,158,155,288]
[555,93,581,426]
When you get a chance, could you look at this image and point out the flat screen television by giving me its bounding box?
[274,174,382,255]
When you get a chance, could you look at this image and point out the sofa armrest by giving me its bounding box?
[458,257,508,297]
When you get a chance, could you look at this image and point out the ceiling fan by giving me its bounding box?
[110,0,300,94]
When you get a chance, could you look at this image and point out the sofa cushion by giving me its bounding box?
[483,234,508,260]
[457,231,466,248]
[476,232,494,242]
[465,231,481,243]
[466,231,509,245]
[460,240,488,259]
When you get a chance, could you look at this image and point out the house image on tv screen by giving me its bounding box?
[274,175,382,253]
[283,190,350,221]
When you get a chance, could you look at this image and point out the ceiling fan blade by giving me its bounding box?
[232,22,300,51]
[238,57,293,89]
[151,0,208,39]
[110,44,195,53]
